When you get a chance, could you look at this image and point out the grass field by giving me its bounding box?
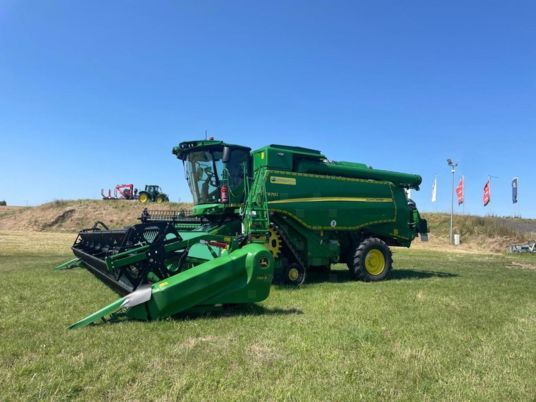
[1,231,535,401]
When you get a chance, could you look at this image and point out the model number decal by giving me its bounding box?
[270,176,296,185]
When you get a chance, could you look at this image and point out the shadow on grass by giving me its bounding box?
[172,304,303,321]
[92,305,302,328]
[389,269,458,280]
[299,268,457,284]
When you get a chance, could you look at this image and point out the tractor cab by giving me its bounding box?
[173,140,251,213]
[144,185,161,195]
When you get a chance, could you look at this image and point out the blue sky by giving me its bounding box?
[0,1,534,217]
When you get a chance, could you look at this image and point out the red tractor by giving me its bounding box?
[101,184,137,200]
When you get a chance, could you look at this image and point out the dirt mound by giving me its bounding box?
[0,200,192,232]
[41,208,76,230]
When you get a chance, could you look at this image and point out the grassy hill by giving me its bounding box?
[0,201,534,253]
[419,213,535,252]
[0,200,191,232]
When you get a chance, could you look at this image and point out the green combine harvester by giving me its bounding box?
[56,139,428,328]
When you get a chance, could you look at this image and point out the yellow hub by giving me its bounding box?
[265,227,283,258]
[288,267,300,281]
[156,196,163,204]
[139,193,148,203]
[364,249,386,276]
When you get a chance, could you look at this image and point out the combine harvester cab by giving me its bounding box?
[57,138,427,328]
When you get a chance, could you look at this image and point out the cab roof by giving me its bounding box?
[253,144,325,159]
[173,140,251,160]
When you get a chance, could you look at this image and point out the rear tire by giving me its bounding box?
[350,237,392,281]
[139,192,149,204]
[284,263,306,286]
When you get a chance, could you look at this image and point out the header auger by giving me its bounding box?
[56,139,427,328]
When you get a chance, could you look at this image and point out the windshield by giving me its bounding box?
[184,148,249,204]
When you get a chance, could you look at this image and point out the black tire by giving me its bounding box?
[284,263,306,286]
[350,237,392,281]
[345,249,355,271]
[138,192,150,204]
[156,194,169,203]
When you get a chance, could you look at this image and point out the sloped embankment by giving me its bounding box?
[0,200,191,232]
[415,213,536,253]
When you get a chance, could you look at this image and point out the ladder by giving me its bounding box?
[242,167,269,240]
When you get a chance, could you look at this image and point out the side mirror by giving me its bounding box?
[222,146,231,163]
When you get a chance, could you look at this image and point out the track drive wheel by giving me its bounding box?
[350,237,392,281]
[139,192,149,204]
[265,226,283,258]
[284,263,306,286]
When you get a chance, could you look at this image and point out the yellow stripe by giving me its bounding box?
[268,197,393,205]
[270,208,396,230]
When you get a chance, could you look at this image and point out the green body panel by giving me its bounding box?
[270,214,341,270]
[264,170,398,231]
[252,145,421,189]
[252,144,325,171]
[68,243,273,328]
[295,160,421,189]
[131,243,272,320]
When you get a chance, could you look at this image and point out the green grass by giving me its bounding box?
[1,234,535,401]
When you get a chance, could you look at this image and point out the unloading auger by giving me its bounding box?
[57,139,427,328]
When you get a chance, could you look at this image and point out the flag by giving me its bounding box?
[456,176,464,205]
[431,176,437,203]
[512,177,518,204]
[483,178,491,206]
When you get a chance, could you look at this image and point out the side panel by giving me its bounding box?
[143,243,273,319]
[265,170,397,231]
[392,186,413,243]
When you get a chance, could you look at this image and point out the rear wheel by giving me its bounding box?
[139,192,149,203]
[284,263,306,286]
[350,237,392,281]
